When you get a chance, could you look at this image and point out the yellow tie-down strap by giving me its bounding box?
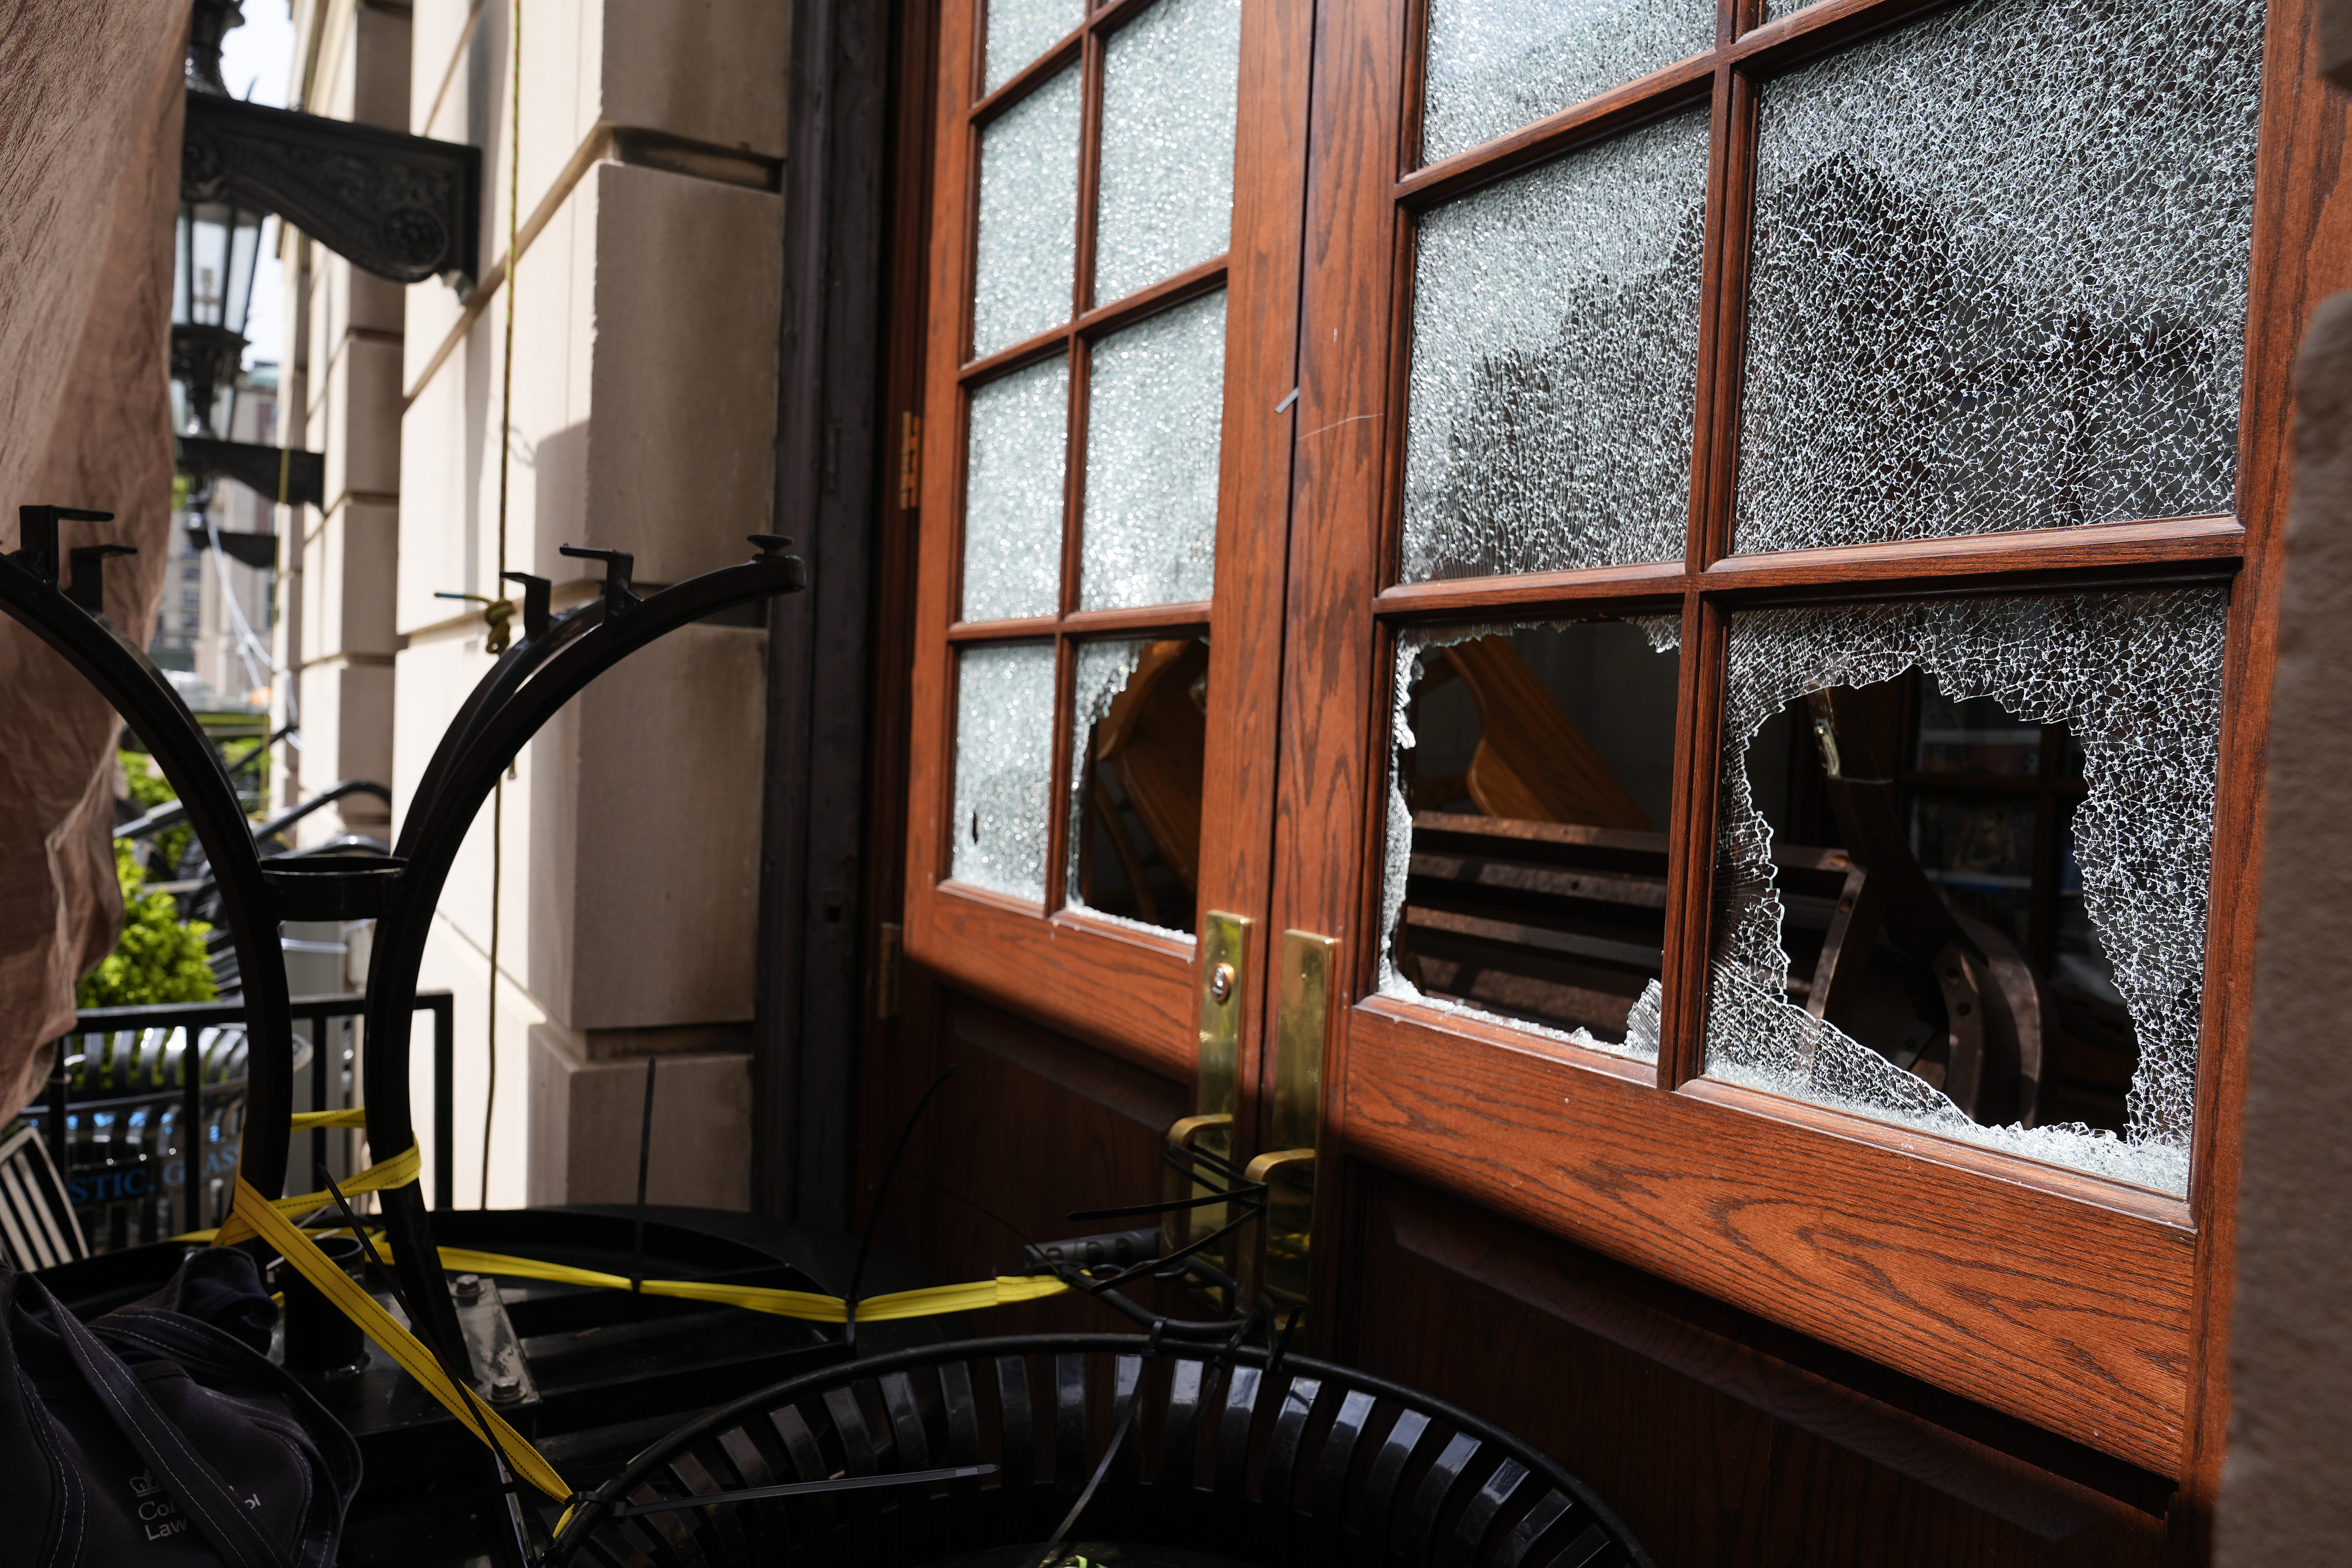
[221,1170,573,1501]
[191,1109,1075,1503]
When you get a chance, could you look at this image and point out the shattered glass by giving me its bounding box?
[1080,290,1227,610]
[951,642,1060,902]
[962,354,1070,622]
[1067,637,1209,935]
[1420,0,1715,166]
[1698,590,2227,1193]
[1378,620,1683,1062]
[984,0,1079,96]
[972,63,1082,358]
[1403,111,1707,582]
[1095,0,1242,304]
[1736,0,2265,554]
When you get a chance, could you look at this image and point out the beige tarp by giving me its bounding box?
[0,5,191,1118]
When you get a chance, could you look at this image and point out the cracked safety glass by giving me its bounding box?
[1380,620,1681,1060]
[1694,590,2226,1193]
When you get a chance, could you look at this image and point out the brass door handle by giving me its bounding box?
[1160,1111,1236,1259]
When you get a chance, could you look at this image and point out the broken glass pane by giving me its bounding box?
[1736,0,2265,554]
[951,642,1059,902]
[1080,290,1226,610]
[1095,0,1242,305]
[962,354,1070,622]
[973,63,1082,358]
[1379,620,1682,1061]
[1699,590,2227,1193]
[1421,0,1714,167]
[1068,637,1209,935]
[984,0,1080,97]
[1403,111,1707,582]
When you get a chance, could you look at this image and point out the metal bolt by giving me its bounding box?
[490,1375,523,1403]
[451,1273,482,1300]
[1208,963,1235,1004]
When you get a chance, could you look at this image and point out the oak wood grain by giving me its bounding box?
[1342,999,2195,1474]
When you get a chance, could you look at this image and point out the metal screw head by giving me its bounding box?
[451,1273,482,1300]
[489,1375,523,1403]
[1208,963,1236,1004]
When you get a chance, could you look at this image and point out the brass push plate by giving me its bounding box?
[1166,911,1250,1271]
[1248,929,1336,1321]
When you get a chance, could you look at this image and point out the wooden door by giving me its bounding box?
[864,0,2351,1562]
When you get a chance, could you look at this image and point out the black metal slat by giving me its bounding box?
[766,1402,835,1542]
[1215,1364,1263,1496]
[1314,1389,1379,1530]
[1263,1375,1322,1516]
[1109,1353,1145,1486]
[1492,1492,1577,1568]
[1053,1353,1089,1487]
[1535,1524,1619,1568]
[713,1425,791,1553]
[1159,1356,1210,1496]
[1444,1457,1531,1568]
[936,1359,981,1477]
[623,1482,708,1568]
[1400,1431,1484,1563]
[1350,1408,1435,1548]
[668,1448,750,1564]
[880,1370,932,1470]
[995,1356,1034,1490]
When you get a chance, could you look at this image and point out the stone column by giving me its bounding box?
[395,0,789,1207]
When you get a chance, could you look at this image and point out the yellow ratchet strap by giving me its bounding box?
[371,1244,1070,1323]
[220,1172,572,1503]
[205,1134,419,1248]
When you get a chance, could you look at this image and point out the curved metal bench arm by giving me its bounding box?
[550,1331,1656,1568]
[0,507,298,1203]
[358,536,804,1364]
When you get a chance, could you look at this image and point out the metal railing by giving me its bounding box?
[24,991,454,1251]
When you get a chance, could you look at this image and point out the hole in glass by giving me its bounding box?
[1380,621,1681,1059]
[1067,637,1210,936]
[1700,590,2225,1193]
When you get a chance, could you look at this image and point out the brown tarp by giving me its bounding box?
[0,5,191,1118]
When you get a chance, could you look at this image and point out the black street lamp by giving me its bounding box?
[170,192,264,445]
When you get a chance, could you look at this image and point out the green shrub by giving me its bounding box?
[76,840,217,1009]
[120,748,193,871]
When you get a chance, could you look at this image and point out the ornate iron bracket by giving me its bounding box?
[183,90,481,288]
[176,436,325,514]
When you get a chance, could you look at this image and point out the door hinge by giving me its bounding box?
[875,921,902,1019]
[897,413,920,511]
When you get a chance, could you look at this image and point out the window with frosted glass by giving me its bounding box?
[946,0,1245,933]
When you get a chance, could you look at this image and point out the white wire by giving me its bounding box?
[203,508,277,697]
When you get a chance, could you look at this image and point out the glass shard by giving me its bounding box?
[1095,0,1243,305]
[1736,0,2265,554]
[962,355,1071,622]
[1403,112,1708,583]
[1380,620,1682,1062]
[973,63,1083,358]
[984,0,1079,97]
[1701,590,2227,1194]
[1080,290,1227,610]
[1421,0,1714,166]
[1068,637,1209,935]
[951,642,1060,902]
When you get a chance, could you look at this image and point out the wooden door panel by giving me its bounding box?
[1340,1165,2175,1568]
[867,980,1193,1336]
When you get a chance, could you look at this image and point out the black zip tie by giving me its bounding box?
[846,1064,959,1356]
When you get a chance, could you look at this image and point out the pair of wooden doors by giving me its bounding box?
[869,0,2345,1561]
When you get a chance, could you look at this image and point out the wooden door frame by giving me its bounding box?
[1274,0,2349,1520]
[897,0,1316,1100]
